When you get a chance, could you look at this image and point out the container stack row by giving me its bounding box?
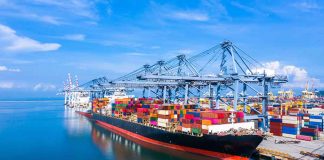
[309,115,324,131]
[269,114,323,141]
[107,98,254,135]
[301,113,310,126]
[282,116,301,139]
[269,118,282,136]
[298,127,320,141]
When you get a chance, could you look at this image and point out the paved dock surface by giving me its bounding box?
[258,135,324,159]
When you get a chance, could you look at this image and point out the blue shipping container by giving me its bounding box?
[297,113,304,117]
[270,118,282,123]
[187,111,200,117]
[309,115,323,119]
[308,125,319,129]
[142,104,150,108]
[282,126,298,134]
[309,122,323,128]
[300,131,316,137]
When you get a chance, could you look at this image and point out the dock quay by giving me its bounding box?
[257,135,324,159]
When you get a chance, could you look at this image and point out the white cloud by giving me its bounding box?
[0,1,63,25]
[26,14,61,25]
[0,24,61,52]
[176,49,193,54]
[151,46,160,49]
[292,2,321,12]
[252,61,324,88]
[62,34,85,41]
[0,58,33,64]
[33,83,56,91]
[150,1,216,22]
[0,82,14,89]
[102,40,142,47]
[0,65,20,72]
[0,0,110,26]
[231,1,267,16]
[169,11,209,21]
[31,0,103,19]
[126,52,149,56]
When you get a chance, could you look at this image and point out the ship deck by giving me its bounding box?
[257,134,324,159]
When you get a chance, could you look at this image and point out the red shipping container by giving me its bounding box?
[270,127,282,130]
[272,133,282,136]
[141,108,149,112]
[270,129,282,133]
[185,114,194,119]
[270,130,282,133]
[182,123,191,128]
[217,113,225,119]
[236,111,244,118]
[158,114,172,119]
[270,131,282,134]
[300,127,318,133]
[221,118,228,124]
[201,112,220,119]
[194,119,202,124]
[181,118,191,124]
[296,135,312,141]
[202,129,208,134]
[270,125,282,128]
[270,122,282,126]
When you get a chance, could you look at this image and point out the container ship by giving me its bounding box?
[76,91,264,159]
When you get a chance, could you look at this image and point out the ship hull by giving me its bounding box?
[78,112,263,159]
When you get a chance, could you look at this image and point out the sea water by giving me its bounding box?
[0,100,214,160]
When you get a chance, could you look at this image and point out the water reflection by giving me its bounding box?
[64,109,92,136]
[91,123,145,160]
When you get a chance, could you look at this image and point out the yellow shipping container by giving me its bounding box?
[150,113,158,117]
[202,119,211,125]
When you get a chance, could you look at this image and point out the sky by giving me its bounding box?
[0,0,323,98]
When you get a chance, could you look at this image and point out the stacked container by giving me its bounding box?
[183,104,198,109]
[235,112,244,122]
[149,108,158,126]
[288,108,300,116]
[299,127,319,141]
[188,111,202,135]
[92,98,109,113]
[308,107,324,115]
[157,110,172,128]
[269,118,282,136]
[282,116,301,138]
[302,113,310,127]
[137,108,149,123]
[201,119,212,134]
[181,116,192,133]
[98,98,256,135]
[309,115,324,131]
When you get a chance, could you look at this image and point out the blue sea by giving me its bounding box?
[0,100,215,160]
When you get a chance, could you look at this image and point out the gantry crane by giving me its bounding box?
[63,41,288,130]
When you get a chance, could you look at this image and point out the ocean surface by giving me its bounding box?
[0,100,216,160]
